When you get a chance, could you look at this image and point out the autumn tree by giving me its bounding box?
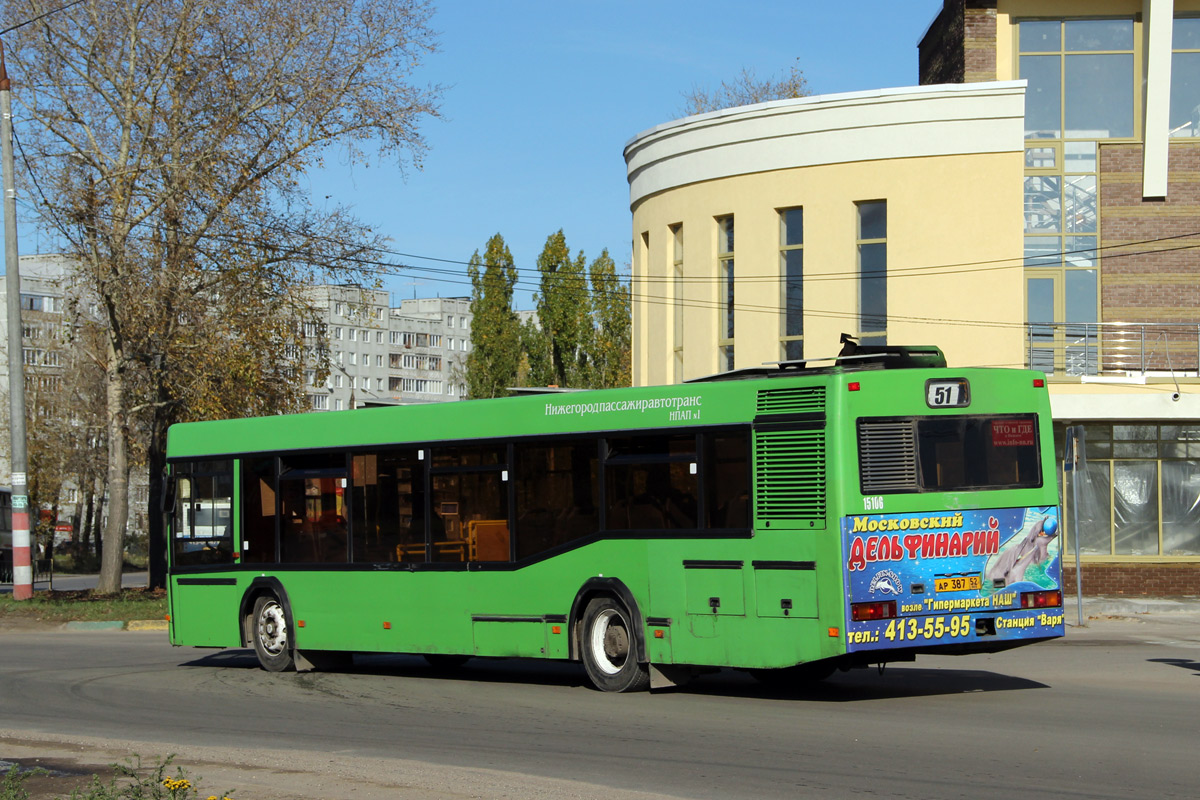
[682,59,810,116]
[5,0,442,592]
[466,234,521,399]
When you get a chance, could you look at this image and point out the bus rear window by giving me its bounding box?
[859,415,1041,493]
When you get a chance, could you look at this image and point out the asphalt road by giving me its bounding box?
[2,612,1198,799]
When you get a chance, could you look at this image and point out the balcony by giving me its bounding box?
[1026,322,1200,377]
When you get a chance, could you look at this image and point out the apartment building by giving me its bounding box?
[304,285,470,410]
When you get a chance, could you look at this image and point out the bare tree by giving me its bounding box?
[5,0,442,592]
[682,59,810,116]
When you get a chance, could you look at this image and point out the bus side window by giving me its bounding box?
[242,458,277,564]
[351,451,427,564]
[513,440,599,560]
[278,453,348,564]
[171,460,234,567]
[705,432,751,528]
[605,434,698,531]
[430,446,508,563]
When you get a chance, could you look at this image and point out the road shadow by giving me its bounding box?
[1148,657,1200,676]
[178,649,1045,699]
[676,664,1047,702]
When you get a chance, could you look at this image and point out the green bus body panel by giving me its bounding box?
[167,383,749,458]
[167,367,1061,673]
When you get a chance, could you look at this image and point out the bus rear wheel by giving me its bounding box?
[252,595,295,672]
[580,597,649,693]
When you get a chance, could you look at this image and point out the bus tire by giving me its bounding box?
[251,594,295,672]
[580,597,650,693]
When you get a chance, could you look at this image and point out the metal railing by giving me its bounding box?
[1025,322,1200,377]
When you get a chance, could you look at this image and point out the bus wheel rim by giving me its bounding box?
[589,608,628,675]
[257,601,288,657]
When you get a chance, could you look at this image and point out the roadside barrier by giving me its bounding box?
[0,554,54,589]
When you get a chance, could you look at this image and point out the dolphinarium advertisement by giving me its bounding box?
[841,507,1064,652]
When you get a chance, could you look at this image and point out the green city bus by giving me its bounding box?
[165,344,1065,692]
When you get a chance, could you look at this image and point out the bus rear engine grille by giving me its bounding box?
[755,430,826,520]
[756,386,826,416]
[858,420,918,493]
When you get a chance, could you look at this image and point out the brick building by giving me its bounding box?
[920,0,1200,594]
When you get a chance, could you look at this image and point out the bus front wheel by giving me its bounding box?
[252,595,295,672]
[580,597,649,693]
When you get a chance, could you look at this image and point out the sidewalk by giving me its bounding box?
[1064,593,1200,621]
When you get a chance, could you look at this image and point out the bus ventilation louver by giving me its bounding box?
[755,429,826,521]
[857,419,919,493]
[756,386,826,416]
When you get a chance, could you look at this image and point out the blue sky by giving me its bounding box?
[10,0,944,309]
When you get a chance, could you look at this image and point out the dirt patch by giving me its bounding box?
[0,731,686,800]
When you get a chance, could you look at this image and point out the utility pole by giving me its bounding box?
[0,40,31,600]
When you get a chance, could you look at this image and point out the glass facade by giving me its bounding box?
[1019,18,1126,376]
[1059,423,1200,557]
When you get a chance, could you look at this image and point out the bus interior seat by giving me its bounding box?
[469,519,510,561]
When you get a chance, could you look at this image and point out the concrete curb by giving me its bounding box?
[62,620,125,631]
[125,619,169,631]
[61,619,168,632]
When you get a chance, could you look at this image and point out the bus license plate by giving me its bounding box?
[935,575,981,593]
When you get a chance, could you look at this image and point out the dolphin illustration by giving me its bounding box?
[986,517,1058,586]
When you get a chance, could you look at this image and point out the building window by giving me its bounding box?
[779,207,803,361]
[671,223,684,382]
[857,201,887,347]
[312,394,328,410]
[335,302,344,316]
[20,294,59,313]
[1171,17,1200,137]
[716,215,734,371]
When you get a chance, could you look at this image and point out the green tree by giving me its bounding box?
[533,230,590,388]
[519,313,553,388]
[6,0,442,592]
[681,59,810,116]
[466,234,521,398]
[588,249,632,389]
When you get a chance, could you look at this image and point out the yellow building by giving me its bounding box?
[624,1,1200,594]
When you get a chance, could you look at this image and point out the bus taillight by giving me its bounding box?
[850,600,897,621]
[1020,590,1062,609]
